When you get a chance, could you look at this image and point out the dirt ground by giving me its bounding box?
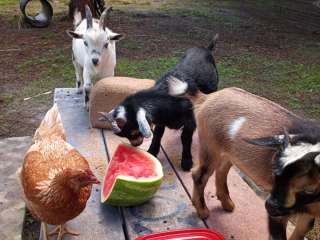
[1,0,319,139]
[0,0,319,239]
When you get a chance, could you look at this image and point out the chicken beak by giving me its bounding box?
[88,175,100,185]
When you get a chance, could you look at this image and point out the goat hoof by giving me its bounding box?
[76,88,83,94]
[84,102,89,112]
[147,148,158,157]
[221,199,235,212]
[197,208,210,219]
[181,159,193,171]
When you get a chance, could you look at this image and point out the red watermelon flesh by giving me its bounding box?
[101,144,163,206]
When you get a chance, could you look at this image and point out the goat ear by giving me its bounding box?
[110,33,125,41]
[99,6,112,30]
[314,154,320,167]
[85,5,93,29]
[137,108,152,138]
[66,30,83,39]
[244,129,293,150]
[243,136,285,150]
[207,33,219,52]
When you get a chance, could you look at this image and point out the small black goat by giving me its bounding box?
[99,35,219,171]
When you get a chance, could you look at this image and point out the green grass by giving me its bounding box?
[17,50,74,102]
[2,94,13,105]
[3,0,318,119]
[0,0,17,6]
[116,56,178,79]
[218,51,320,118]
[115,49,319,119]
[159,0,243,25]
[120,39,144,51]
[109,0,248,28]
[15,52,178,104]
[15,48,319,118]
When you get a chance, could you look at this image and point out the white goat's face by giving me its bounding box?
[82,28,121,66]
[67,5,124,67]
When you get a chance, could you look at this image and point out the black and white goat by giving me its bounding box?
[99,35,219,171]
[67,5,124,109]
[168,79,320,240]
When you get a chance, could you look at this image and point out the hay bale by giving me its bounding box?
[89,77,155,129]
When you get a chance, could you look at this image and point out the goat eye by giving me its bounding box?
[84,41,88,47]
[104,43,109,48]
[303,187,316,194]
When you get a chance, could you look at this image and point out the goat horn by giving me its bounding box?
[98,110,115,122]
[282,127,291,148]
[98,112,108,121]
[85,5,93,29]
[98,111,121,133]
[137,108,152,138]
[99,6,113,30]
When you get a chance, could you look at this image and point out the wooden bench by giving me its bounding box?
[40,88,269,240]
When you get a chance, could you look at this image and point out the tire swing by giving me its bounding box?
[20,0,53,28]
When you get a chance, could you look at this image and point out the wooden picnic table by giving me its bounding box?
[40,88,269,240]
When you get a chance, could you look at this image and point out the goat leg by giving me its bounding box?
[192,147,214,219]
[72,56,83,94]
[289,214,314,240]
[180,117,196,171]
[83,69,92,111]
[148,125,165,156]
[215,160,235,212]
[268,216,288,240]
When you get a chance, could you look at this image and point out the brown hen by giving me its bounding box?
[21,104,99,240]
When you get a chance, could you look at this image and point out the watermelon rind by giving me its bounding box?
[101,144,163,206]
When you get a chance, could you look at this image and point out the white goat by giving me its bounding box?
[67,6,124,109]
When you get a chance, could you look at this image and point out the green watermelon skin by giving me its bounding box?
[100,144,163,206]
[102,177,163,206]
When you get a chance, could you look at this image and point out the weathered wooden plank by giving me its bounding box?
[103,130,206,239]
[160,129,269,240]
[39,88,125,240]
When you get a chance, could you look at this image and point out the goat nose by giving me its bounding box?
[265,197,290,217]
[266,197,278,210]
[92,58,99,66]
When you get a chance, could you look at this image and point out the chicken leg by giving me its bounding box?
[43,223,49,240]
[49,224,79,240]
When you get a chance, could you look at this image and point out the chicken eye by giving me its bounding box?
[104,42,109,48]
[84,41,88,47]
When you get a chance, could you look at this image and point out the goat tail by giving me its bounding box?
[167,76,189,96]
[207,33,219,51]
[167,76,207,107]
[73,8,82,27]
[33,104,66,143]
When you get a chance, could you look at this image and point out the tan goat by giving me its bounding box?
[168,78,320,240]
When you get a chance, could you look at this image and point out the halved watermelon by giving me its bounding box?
[101,144,163,206]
